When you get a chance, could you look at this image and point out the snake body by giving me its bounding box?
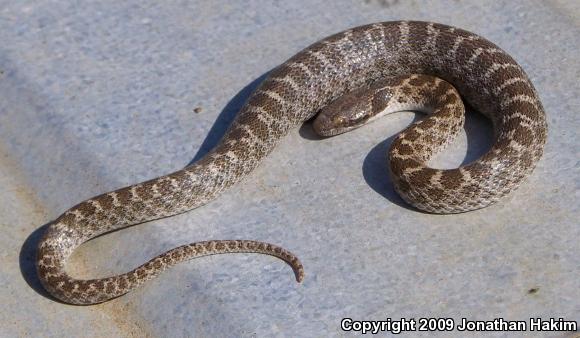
[36,21,547,305]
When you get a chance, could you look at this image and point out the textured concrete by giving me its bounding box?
[1,0,578,337]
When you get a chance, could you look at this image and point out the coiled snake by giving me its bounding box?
[36,21,547,304]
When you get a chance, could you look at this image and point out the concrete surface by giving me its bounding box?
[1,0,578,337]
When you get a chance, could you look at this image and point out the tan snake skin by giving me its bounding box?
[36,21,547,305]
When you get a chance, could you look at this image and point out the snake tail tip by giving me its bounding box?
[295,269,305,283]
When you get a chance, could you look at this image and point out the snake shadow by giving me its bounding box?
[189,72,271,163]
[19,222,67,303]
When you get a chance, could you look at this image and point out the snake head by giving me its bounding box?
[313,85,383,137]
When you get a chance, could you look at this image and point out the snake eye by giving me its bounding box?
[333,116,346,125]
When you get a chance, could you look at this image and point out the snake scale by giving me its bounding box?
[36,21,547,305]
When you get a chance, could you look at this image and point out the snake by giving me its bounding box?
[36,21,547,305]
